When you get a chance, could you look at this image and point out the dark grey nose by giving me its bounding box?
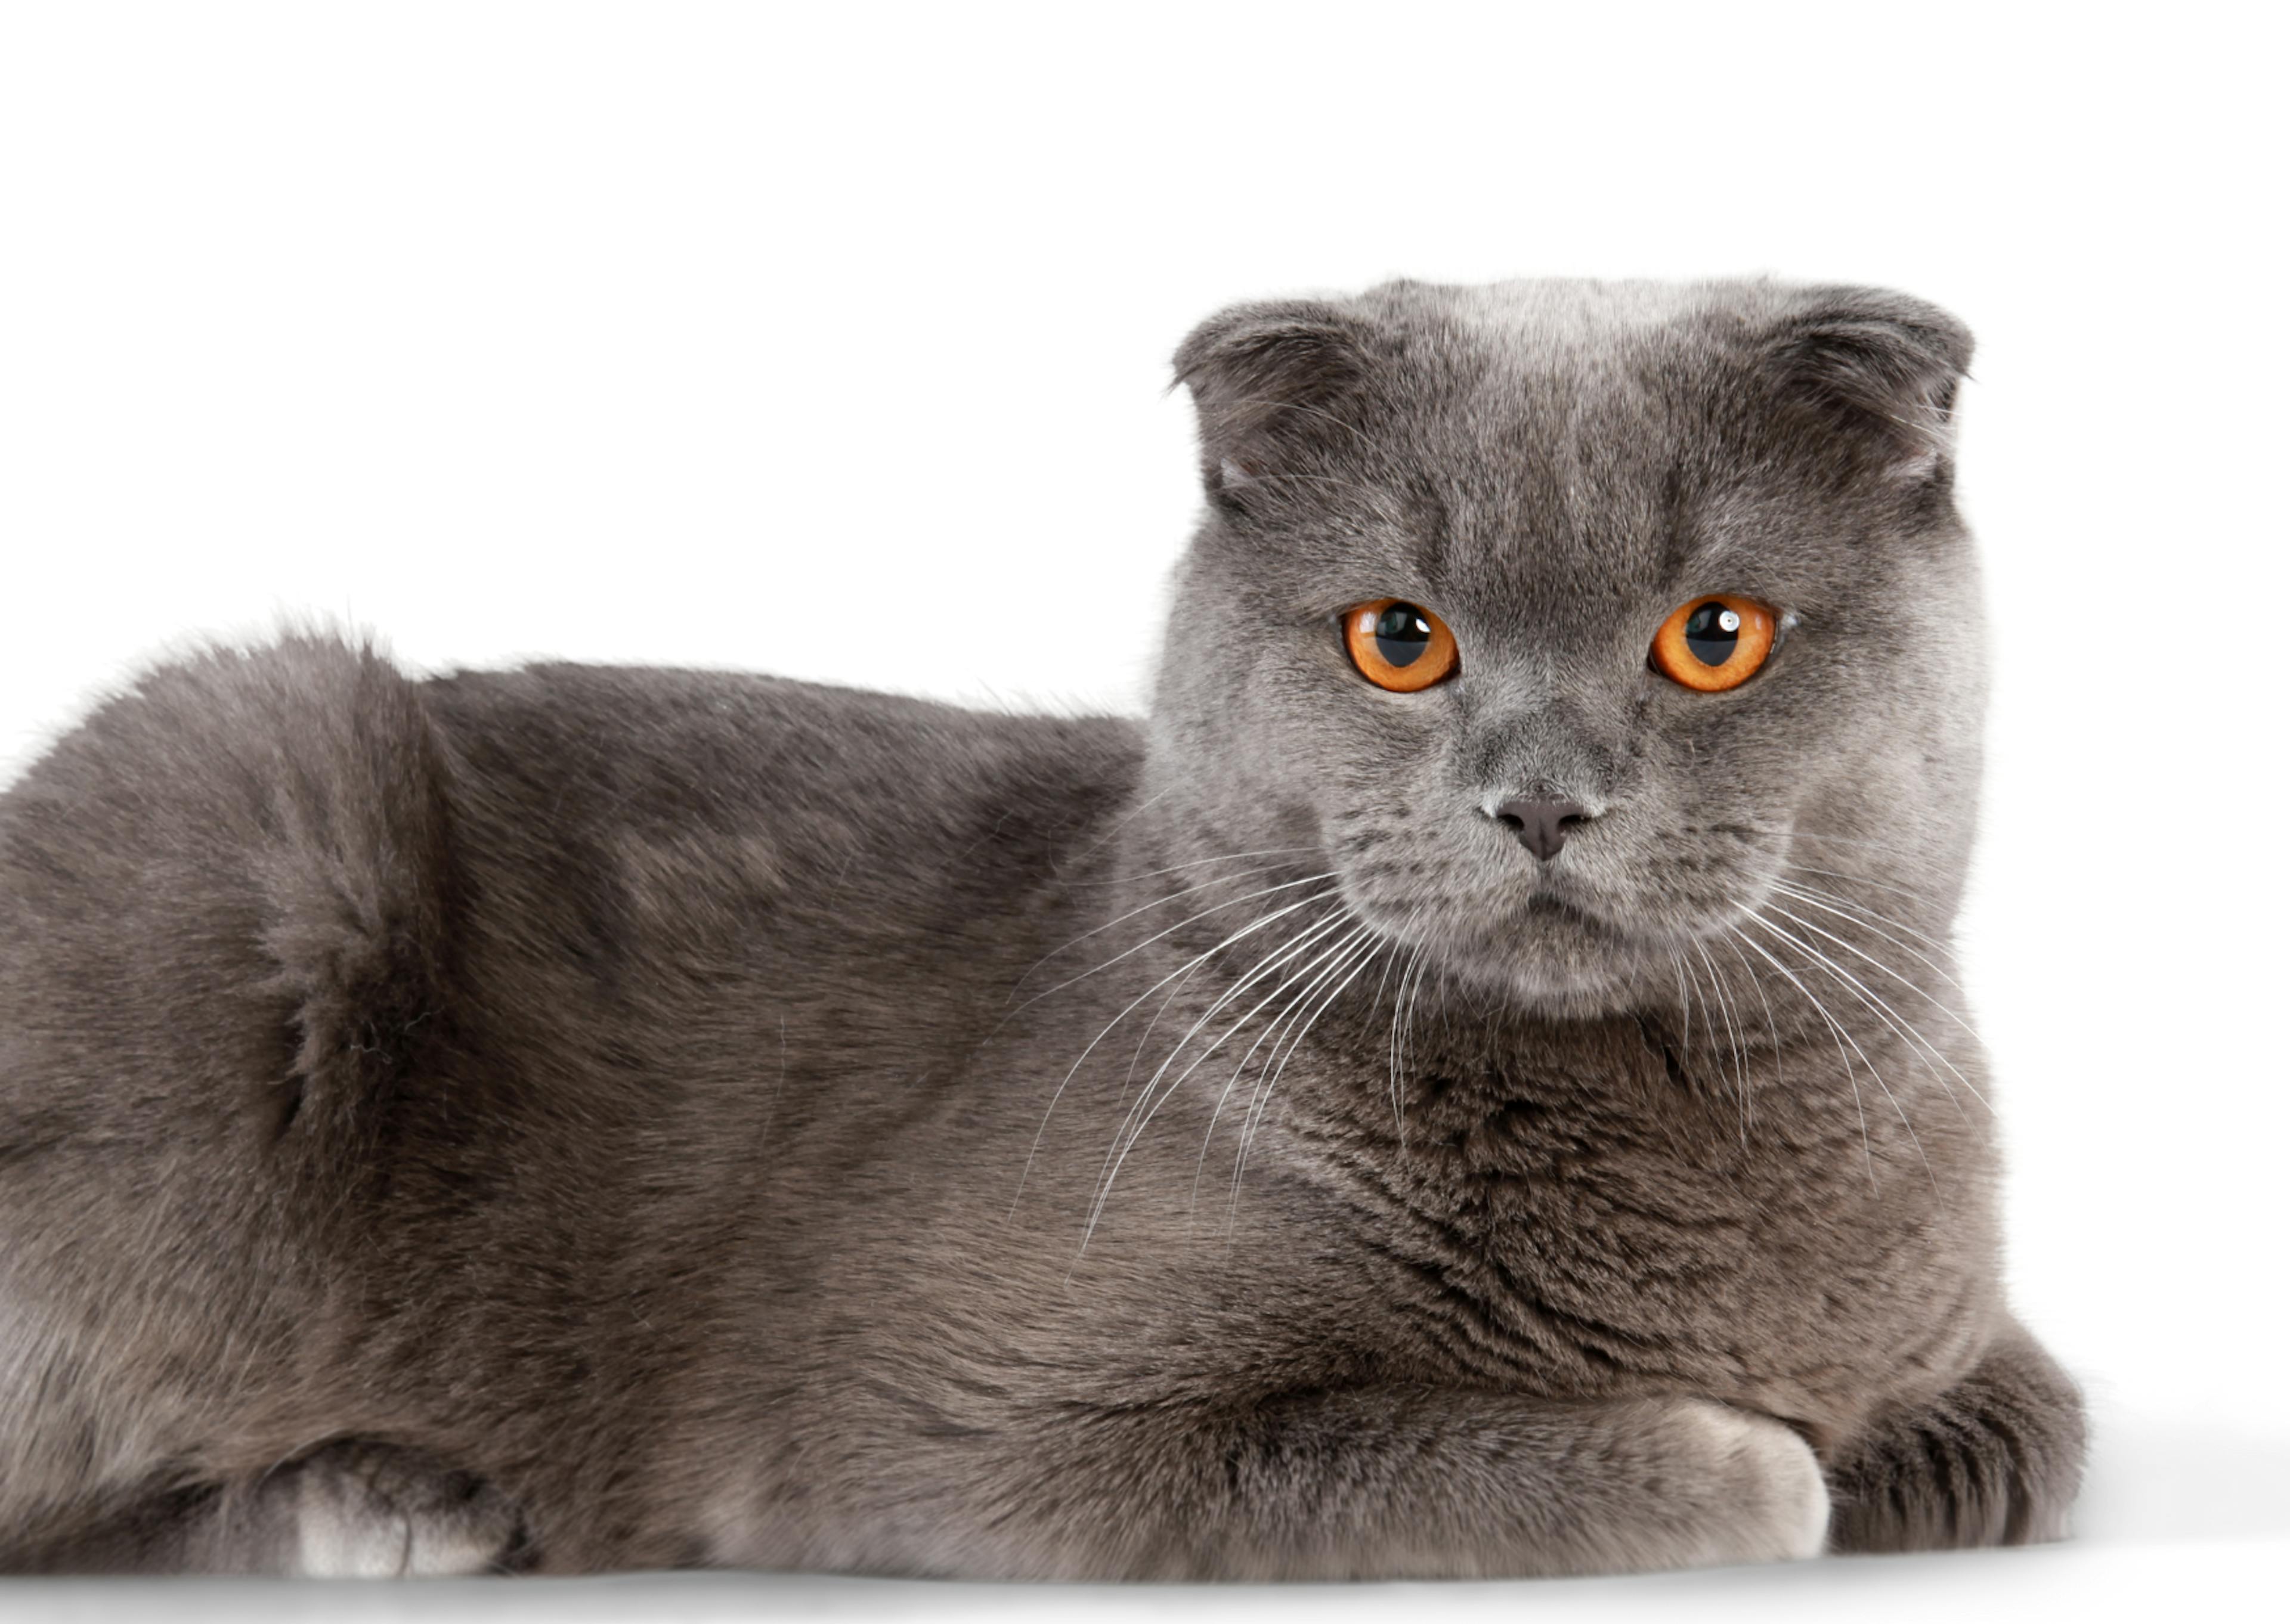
[1491,796,1589,861]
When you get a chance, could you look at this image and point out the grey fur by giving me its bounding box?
[0,277,2082,1577]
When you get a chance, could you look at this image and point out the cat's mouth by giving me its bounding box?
[1350,849,1716,1005]
[1483,878,1701,995]
[1519,892,1612,933]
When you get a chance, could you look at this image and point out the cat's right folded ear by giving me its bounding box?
[1759,286,1976,483]
[1171,299,1378,500]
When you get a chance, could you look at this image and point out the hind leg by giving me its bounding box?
[8,1442,525,1576]
[0,639,485,1573]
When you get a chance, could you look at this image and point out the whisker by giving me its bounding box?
[1780,860,1955,914]
[1769,878,1964,983]
[1184,924,1376,1225]
[1008,856,1324,999]
[1763,892,1983,1049]
[1751,909,1985,1124]
[1008,888,1338,1211]
[1720,932,1783,1132]
[1740,915,1939,1192]
[1087,912,1360,1240]
[1690,937,1749,1145]
[1367,928,1406,1146]
[1683,944,1721,1076]
[1221,929,1375,1184]
[1116,944,1215,1101]
[1671,951,1695,1057]
[1005,870,1339,1015]
[1388,931,1429,1151]
[1399,934,1432,1105]
[1229,932,1387,1235]
[1060,785,1174,864]
[1726,922,1878,1189]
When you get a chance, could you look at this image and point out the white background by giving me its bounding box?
[2,2,2283,1619]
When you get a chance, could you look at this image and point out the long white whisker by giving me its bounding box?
[1006,871,1339,1016]
[1229,934,1385,1234]
[1222,929,1373,1165]
[1770,887,1968,1027]
[1183,925,1376,1224]
[1720,931,1782,1130]
[1117,945,1215,1101]
[1368,931,1405,1145]
[1768,893,1988,1058]
[1045,859,1304,957]
[1400,935,1432,1098]
[1726,922,1877,1189]
[1741,915,1937,1192]
[1779,830,1936,854]
[1205,934,1367,1226]
[1771,874,1959,963]
[1753,907,1986,1120]
[1008,888,1338,1211]
[1388,934,1428,1151]
[1061,785,1174,865]
[1690,937,1749,1146]
[1008,859,1326,1001]
[1671,951,1695,1055]
[1780,861,1954,916]
[1682,943,1720,1070]
[1085,913,1360,1242]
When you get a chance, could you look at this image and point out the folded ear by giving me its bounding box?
[1764,287,1975,481]
[1171,298,1378,497]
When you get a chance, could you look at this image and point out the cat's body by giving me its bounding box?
[0,278,2082,1576]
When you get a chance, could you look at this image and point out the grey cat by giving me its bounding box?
[0,277,2084,1577]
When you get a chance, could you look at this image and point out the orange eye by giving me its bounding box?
[1344,599,1460,692]
[1651,594,1778,692]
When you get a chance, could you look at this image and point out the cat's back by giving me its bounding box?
[420,657,1138,907]
[0,637,1146,1135]
[416,658,1142,1029]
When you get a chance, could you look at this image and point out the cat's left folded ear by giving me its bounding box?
[1170,297,1382,499]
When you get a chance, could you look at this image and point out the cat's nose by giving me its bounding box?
[1489,796,1589,861]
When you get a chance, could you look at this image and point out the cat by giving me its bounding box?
[0,277,2084,1577]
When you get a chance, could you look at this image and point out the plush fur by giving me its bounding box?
[0,277,2082,1576]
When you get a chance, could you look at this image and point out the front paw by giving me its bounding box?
[1673,1400,1830,1564]
[288,1442,524,1577]
[1825,1329,2085,1552]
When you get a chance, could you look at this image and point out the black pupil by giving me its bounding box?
[1682,601,1738,667]
[1373,603,1432,667]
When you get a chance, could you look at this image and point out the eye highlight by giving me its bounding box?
[1651,594,1777,692]
[1344,599,1459,692]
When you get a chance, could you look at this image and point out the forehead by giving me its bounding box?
[1356,281,1757,622]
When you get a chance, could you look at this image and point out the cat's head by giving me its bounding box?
[1150,278,1985,1016]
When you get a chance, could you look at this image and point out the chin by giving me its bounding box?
[1385,895,1656,1019]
